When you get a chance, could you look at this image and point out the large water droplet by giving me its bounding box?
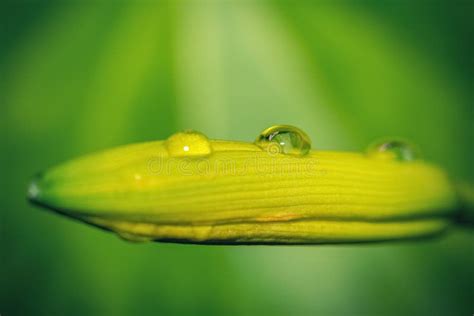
[255,125,311,156]
[367,139,419,161]
[165,130,212,157]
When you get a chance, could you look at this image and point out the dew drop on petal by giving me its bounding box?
[255,125,311,156]
[165,130,212,157]
[117,232,153,243]
[367,139,420,161]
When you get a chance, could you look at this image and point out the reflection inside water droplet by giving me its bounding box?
[165,130,212,157]
[367,139,419,161]
[255,125,311,156]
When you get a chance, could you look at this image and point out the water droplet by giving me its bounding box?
[367,139,419,161]
[27,180,41,201]
[255,125,311,156]
[27,173,45,203]
[165,130,212,157]
[117,232,152,243]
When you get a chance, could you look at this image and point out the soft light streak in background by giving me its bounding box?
[1,1,473,315]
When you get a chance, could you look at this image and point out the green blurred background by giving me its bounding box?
[2,1,473,315]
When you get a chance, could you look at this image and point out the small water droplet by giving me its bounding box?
[27,180,41,200]
[255,125,311,156]
[367,139,419,161]
[165,130,212,157]
[27,173,45,203]
[117,232,152,243]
